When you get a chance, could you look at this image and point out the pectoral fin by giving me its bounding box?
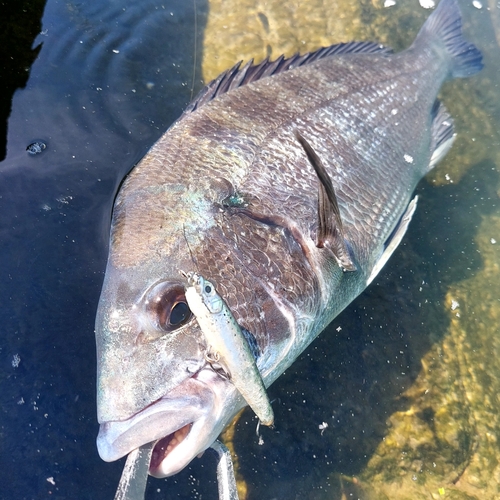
[367,196,418,285]
[295,132,356,271]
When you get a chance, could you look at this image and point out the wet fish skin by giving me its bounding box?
[95,0,482,478]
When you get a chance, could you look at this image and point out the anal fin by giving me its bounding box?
[428,100,455,172]
[367,196,418,285]
[295,131,356,272]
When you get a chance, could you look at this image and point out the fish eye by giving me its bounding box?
[169,301,190,326]
[204,285,212,294]
[146,283,192,332]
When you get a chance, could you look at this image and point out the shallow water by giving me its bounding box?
[0,0,499,499]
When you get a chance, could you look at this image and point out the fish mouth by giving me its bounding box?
[97,368,237,477]
[150,422,192,473]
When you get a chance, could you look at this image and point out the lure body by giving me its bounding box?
[185,272,274,426]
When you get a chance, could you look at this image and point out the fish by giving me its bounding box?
[95,0,482,481]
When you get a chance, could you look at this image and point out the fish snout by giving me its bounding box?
[97,368,242,477]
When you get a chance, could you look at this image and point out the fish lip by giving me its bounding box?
[96,373,215,465]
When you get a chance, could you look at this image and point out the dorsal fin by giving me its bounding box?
[295,132,356,272]
[182,41,392,116]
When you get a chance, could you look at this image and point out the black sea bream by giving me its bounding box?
[95,0,482,479]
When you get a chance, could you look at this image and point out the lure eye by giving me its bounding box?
[146,283,192,332]
[202,280,217,297]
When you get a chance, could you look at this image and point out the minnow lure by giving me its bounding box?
[184,272,274,426]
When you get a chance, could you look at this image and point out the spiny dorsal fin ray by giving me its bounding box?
[183,41,392,116]
[295,132,356,272]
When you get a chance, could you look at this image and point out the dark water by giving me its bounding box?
[0,0,217,498]
[1,0,498,499]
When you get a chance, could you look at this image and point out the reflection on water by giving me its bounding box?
[0,0,45,162]
[1,0,499,499]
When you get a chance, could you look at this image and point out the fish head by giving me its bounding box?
[95,174,247,477]
[95,123,322,477]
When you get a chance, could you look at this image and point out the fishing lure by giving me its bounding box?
[184,272,274,426]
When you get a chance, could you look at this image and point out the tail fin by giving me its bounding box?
[414,0,483,78]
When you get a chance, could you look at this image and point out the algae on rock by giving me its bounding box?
[200,1,500,498]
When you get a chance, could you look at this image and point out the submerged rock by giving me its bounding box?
[200,0,500,498]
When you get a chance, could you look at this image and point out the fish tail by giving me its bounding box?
[413,0,483,78]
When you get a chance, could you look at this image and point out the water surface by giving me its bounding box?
[1,1,499,499]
